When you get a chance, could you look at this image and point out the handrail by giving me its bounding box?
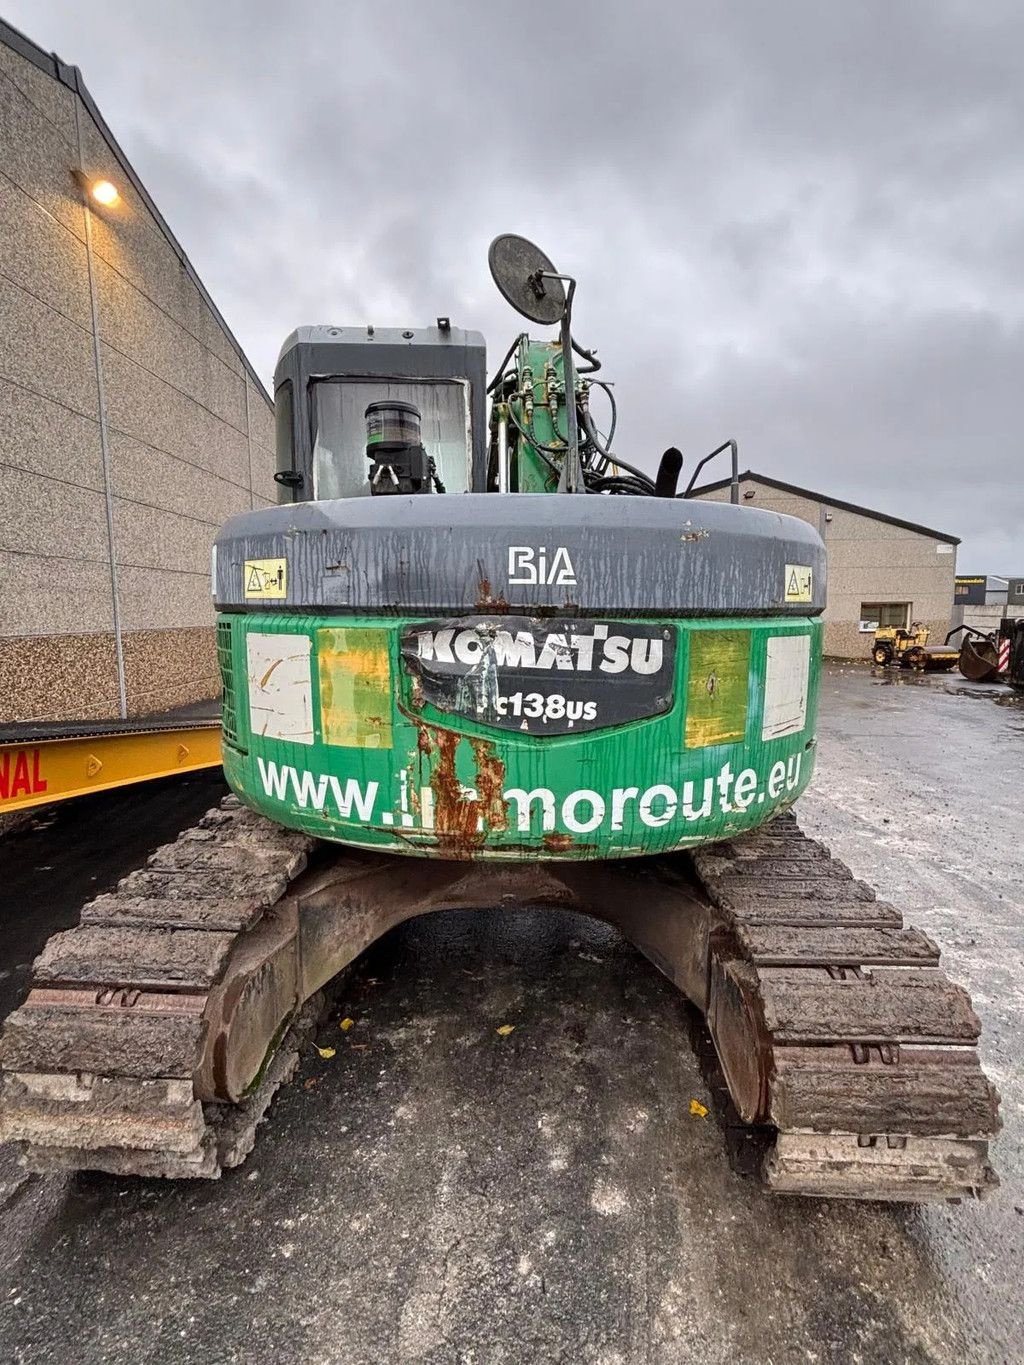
[682,439,740,503]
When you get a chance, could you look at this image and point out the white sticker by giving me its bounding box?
[936,545,954,555]
[246,633,314,744]
[762,635,810,740]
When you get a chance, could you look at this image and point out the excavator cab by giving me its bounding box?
[272,324,487,503]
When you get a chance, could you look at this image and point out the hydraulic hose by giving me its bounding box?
[579,409,655,489]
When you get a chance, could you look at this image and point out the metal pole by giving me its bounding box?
[75,99,128,719]
[527,269,585,492]
[497,407,509,492]
[556,279,584,493]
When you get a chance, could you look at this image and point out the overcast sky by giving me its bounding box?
[9,0,1022,571]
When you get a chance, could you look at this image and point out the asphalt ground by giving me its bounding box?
[0,664,1021,1365]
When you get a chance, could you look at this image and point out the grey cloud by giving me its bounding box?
[8,0,1022,569]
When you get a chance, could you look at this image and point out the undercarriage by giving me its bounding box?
[0,798,999,1200]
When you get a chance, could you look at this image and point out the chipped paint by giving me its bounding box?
[430,729,480,856]
[542,832,577,854]
[476,576,511,612]
[426,728,508,857]
[401,616,675,737]
[470,738,508,833]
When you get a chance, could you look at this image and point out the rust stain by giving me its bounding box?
[496,840,590,858]
[470,738,508,833]
[476,576,511,613]
[425,727,509,858]
[430,729,479,857]
[403,720,434,813]
[258,658,282,688]
[542,832,576,854]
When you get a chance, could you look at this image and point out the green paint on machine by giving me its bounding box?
[221,611,821,861]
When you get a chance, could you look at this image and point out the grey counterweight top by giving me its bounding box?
[215,493,826,617]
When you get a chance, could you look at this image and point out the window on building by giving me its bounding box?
[859,602,910,632]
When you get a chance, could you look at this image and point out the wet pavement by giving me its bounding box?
[0,665,1022,1364]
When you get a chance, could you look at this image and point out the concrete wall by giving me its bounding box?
[952,603,1024,636]
[0,30,275,724]
[693,477,958,658]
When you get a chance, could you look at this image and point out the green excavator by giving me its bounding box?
[0,237,999,1200]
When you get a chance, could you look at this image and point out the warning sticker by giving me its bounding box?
[244,558,287,600]
[784,564,813,604]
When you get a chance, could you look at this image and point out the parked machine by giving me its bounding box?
[870,622,959,672]
[871,621,1012,680]
[0,238,999,1201]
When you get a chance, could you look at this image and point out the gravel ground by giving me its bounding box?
[0,664,1021,1365]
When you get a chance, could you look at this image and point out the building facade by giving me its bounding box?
[692,472,959,658]
[952,575,1023,636]
[0,19,276,725]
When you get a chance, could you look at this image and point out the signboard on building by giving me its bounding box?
[1007,577,1024,606]
[955,576,987,606]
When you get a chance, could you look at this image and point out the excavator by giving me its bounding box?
[0,237,999,1200]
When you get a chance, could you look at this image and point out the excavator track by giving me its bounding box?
[694,813,999,1201]
[0,802,1000,1198]
[0,798,319,1178]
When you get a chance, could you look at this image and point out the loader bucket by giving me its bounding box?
[958,636,1000,682]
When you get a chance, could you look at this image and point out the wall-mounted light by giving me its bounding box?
[742,488,755,500]
[72,168,120,206]
[824,511,834,522]
[90,178,119,206]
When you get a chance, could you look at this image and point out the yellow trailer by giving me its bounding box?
[0,714,221,814]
